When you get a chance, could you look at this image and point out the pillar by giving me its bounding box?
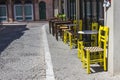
[34,0,39,21]
[21,0,25,21]
[8,0,13,22]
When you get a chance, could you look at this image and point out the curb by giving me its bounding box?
[42,24,55,80]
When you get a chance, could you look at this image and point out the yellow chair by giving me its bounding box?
[91,22,98,46]
[78,41,84,61]
[68,20,82,49]
[78,22,98,61]
[82,26,109,74]
[63,20,77,44]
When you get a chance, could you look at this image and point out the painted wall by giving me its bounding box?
[105,0,114,75]
[106,0,120,75]
[113,0,120,75]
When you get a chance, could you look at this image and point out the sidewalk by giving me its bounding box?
[46,23,120,80]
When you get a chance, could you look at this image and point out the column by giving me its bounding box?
[34,0,39,21]
[21,0,25,21]
[8,0,13,22]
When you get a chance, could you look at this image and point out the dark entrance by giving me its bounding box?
[39,1,46,20]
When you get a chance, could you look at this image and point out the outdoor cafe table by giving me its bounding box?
[54,21,72,41]
[65,24,75,30]
[78,30,98,46]
[78,30,98,34]
[49,19,60,36]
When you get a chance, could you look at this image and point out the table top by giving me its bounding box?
[65,24,75,26]
[78,30,98,34]
[54,21,71,24]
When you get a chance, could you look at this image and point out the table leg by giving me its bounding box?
[52,22,55,36]
[49,21,51,34]
[56,24,58,41]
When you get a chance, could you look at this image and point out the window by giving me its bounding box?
[0,5,7,21]
[24,4,33,20]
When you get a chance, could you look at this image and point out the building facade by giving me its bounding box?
[54,0,104,27]
[0,0,53,22]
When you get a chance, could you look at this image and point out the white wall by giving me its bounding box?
[106,0,120,76]
[105,0,114,75]
[113,0,120,75]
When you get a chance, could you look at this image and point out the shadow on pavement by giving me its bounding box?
[0,25,29,54]
[90,65,104,74]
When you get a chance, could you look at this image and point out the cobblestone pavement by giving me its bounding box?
[46,24,120,80]
[0,22,47,80]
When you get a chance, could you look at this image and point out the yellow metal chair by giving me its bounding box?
[82,26,109,74]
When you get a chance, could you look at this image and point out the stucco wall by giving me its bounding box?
[113,0,120,75]
[105,0,114,75]
[106,0,120,76]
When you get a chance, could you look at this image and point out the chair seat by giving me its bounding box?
[62,29,70,31]
[60,26,68,28]
[84,47,104,52]
[67,31,76,35]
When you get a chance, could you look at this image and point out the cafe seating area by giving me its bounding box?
[49,15,109,74]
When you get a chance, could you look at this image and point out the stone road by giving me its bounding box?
[0,23,46,80]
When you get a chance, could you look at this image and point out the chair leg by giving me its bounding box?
[69,33,72,49]
[78,41,84,62]
[99,52,103,67]
[82,50,86,68]
[87,50,90,74]
[63,31,67,44]
[104,51,107,71]
[77,42,80,59]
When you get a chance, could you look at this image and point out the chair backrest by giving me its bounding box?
[98,26,109,49]
[91,22,98,46]
[91,22,98,31]
[73,20,77,33]
[79,20,82,30]
[79,20,82,40]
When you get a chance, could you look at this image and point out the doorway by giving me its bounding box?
[39,1,46,20]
